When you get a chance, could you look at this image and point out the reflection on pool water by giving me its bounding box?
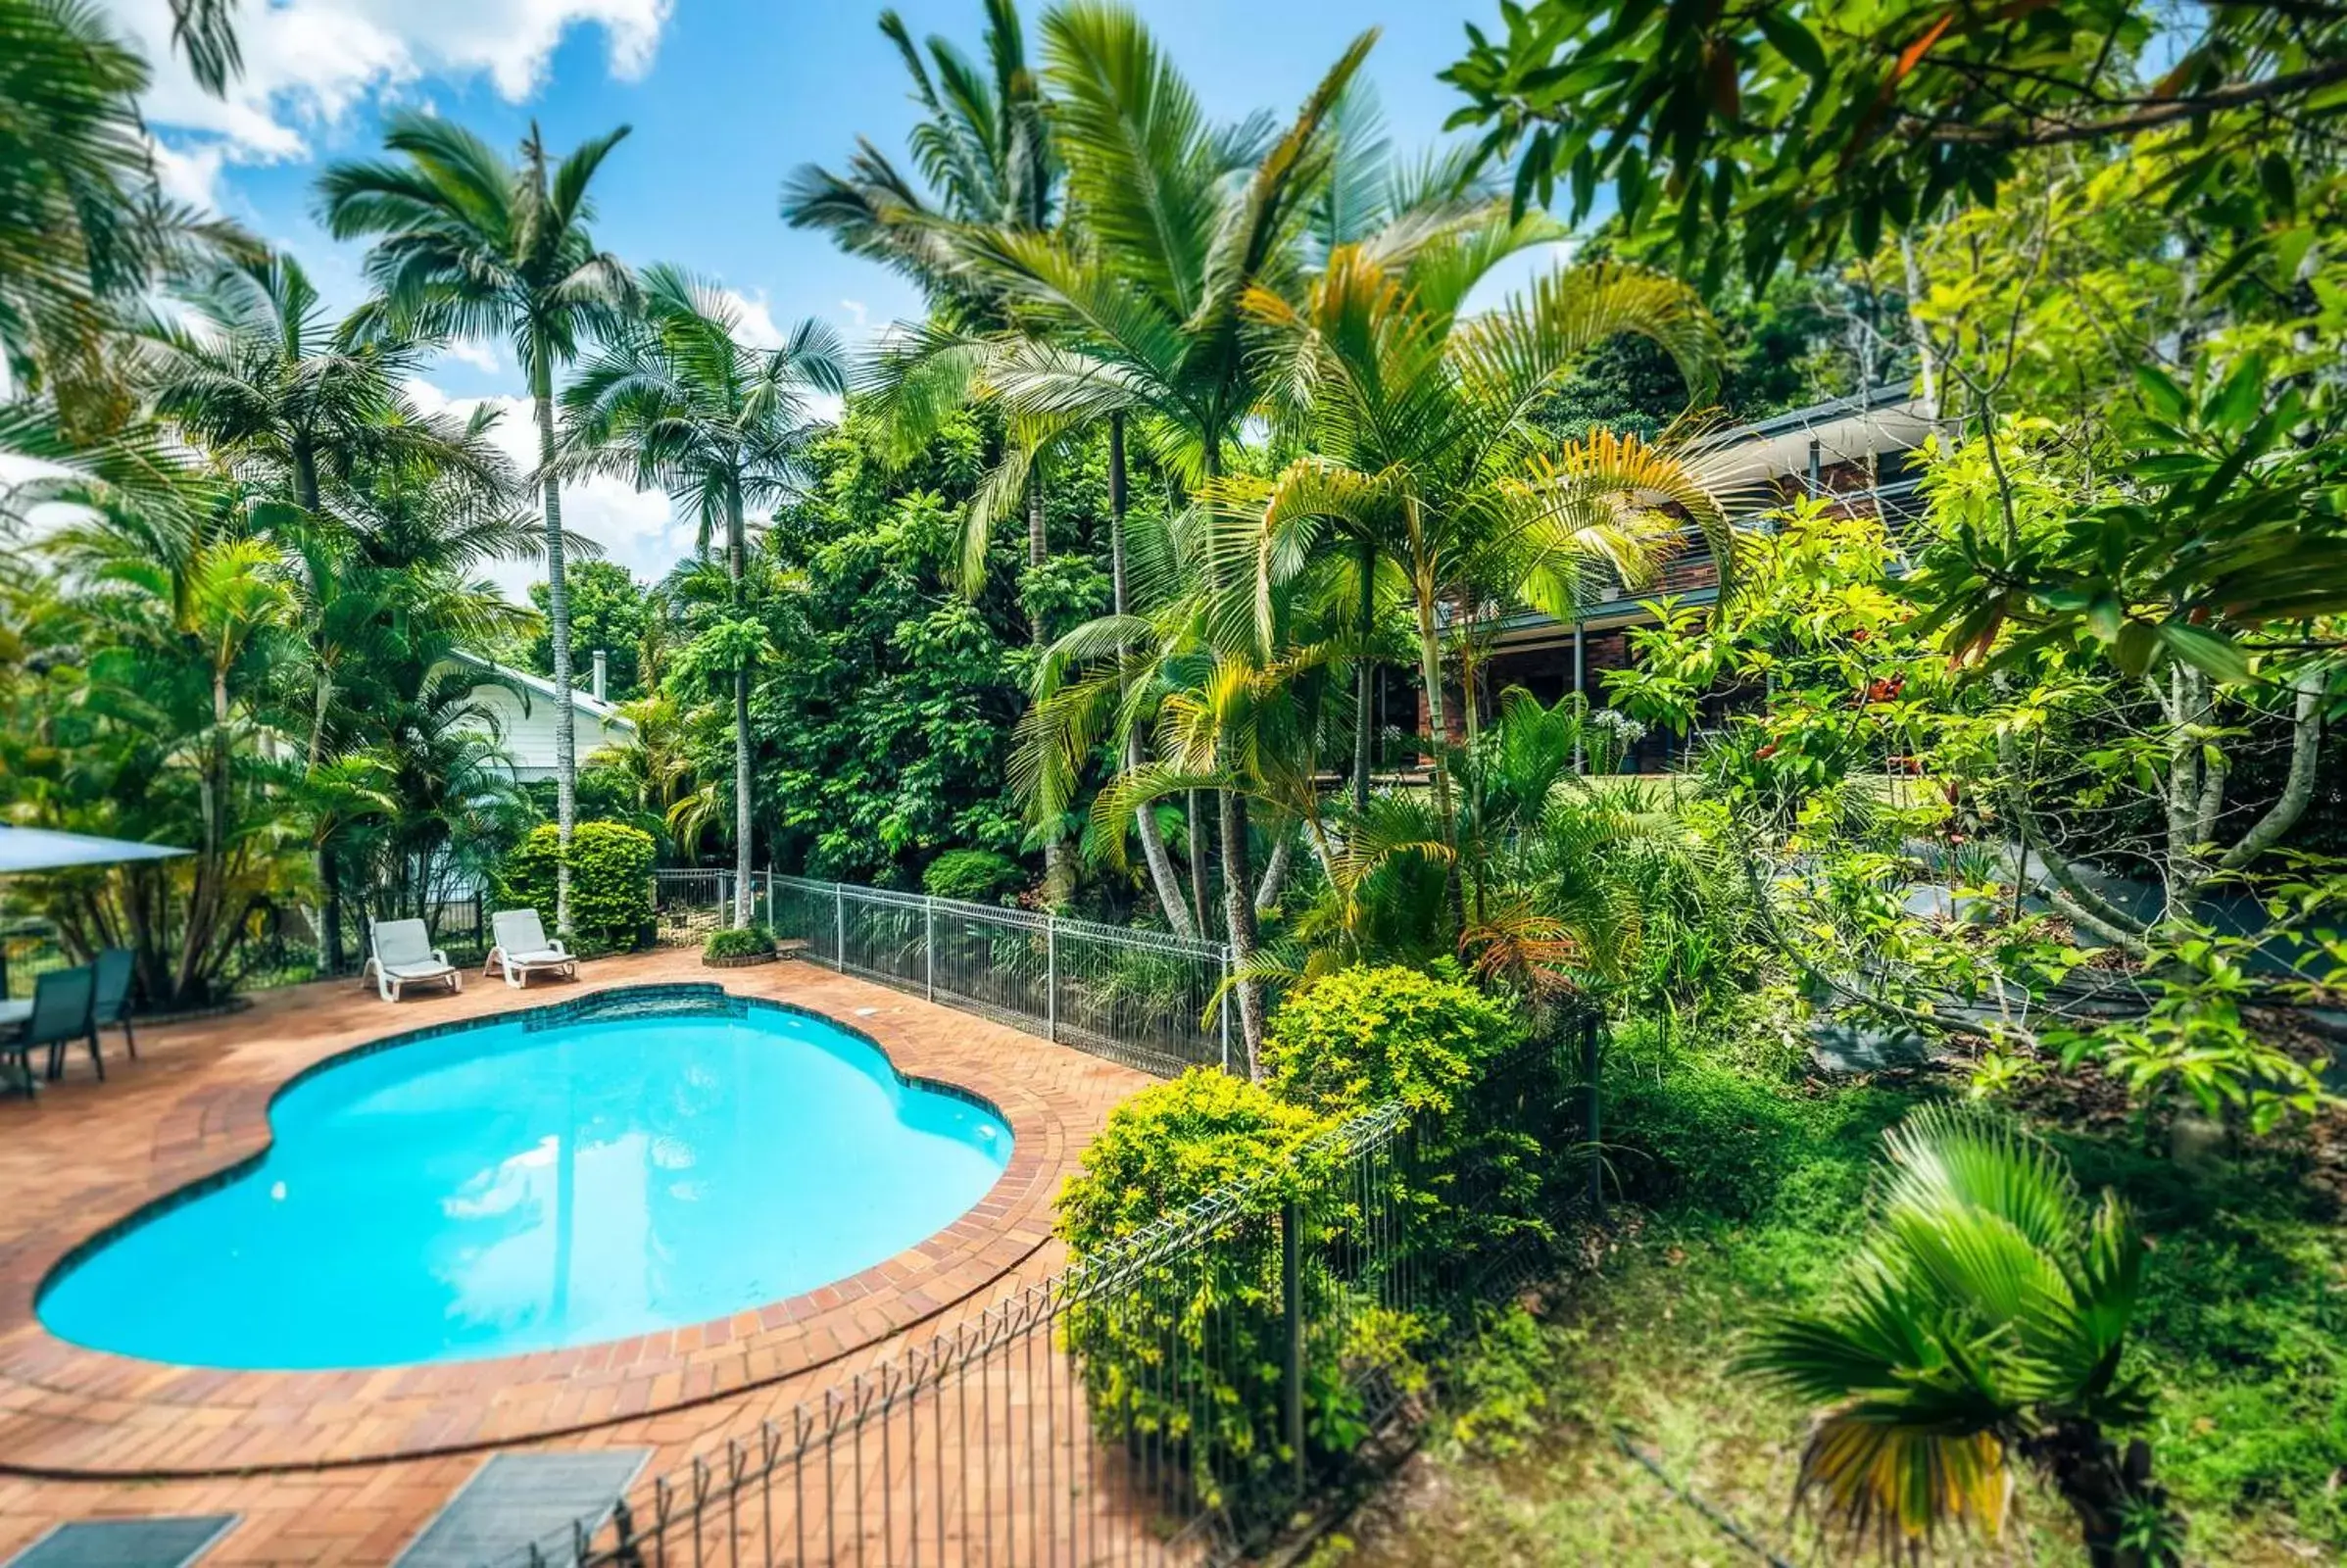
[38,999,1012,1369]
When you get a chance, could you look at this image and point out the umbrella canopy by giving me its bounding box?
[0,826,191,875]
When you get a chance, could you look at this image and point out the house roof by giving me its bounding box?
[443,650,639,733]
[1689,382,1936,496]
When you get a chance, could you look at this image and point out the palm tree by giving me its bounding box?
[321,112,637,937]
[1236,229,1732,840]
[1738,1103,2176,1567]
[562,264,846,925]
[784,0,1079,898]
[139,254,523,967]
[934,2,1375,1055]
[0,0,243,439]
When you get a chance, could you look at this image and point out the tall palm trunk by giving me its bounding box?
[293,434,345,973]
[534,348,577,937]
[727,475,754,928]
[1111,412,1192,936]
[1352,535,1374,812]
[1029,466,1072,907]
[1218,781,1263,1076]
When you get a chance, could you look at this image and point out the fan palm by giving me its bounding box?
[561,264,847,925]
[1738,1103,2176,1567]
[321,113,637,936]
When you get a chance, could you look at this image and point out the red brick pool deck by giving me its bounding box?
[0,951,1151,1563]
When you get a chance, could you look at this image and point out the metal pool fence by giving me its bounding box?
[657,870,1234,1078]
[493,1015,1600,1568]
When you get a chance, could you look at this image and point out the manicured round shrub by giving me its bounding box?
[1057,1069,1357,1506]
[500,820,656,954]
[1264,964,1556,1283]
[922,848,1024,906]
[704,923,777,962]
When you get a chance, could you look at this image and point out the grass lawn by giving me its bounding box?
[1308,1039,2347,1567]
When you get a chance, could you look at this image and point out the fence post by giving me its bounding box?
[1281,1199,1305,1493]
[1045,917,1058,1043]
[834,883,846,972]
[924,898,935,1003]
[1583,1012,1604,1217]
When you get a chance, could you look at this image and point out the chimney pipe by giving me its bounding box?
[591,649,608,702]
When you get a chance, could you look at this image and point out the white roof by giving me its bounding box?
[443,651,638,733]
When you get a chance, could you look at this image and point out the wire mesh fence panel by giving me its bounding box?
[1050,917,1228,1076]
[655,869,733,947]
[839,886,929,994]
[927,899,1051,1037]
[765,874,839,966]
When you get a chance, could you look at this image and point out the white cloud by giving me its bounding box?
[148,136,229,210]
[716,287,787,351]
[405,377,692,601]
[839,298,869,329]
[440,337,504,375]
[101,0,673,172]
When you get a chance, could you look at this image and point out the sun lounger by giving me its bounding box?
[484,908,578,988]
[365,918,461,1003]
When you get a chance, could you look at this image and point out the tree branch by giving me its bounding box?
[2218,665,2328,870]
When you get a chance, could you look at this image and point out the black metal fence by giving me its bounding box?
[657,870,1235,1077]
[491,1017,1598,1568]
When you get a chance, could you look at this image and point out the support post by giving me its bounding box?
[925,899,936,1002]
[1281,1199,1305,1493]
[833,884,845,972]
[1046,918,1058,1042]
[1572,620,1587,774]
[1583,1012,1604,1217]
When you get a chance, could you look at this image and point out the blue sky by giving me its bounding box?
[107,0,1511,591]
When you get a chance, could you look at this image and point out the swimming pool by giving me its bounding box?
[37,989,1012,1370]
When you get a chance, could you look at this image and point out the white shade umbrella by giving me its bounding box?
[0,826,190,875]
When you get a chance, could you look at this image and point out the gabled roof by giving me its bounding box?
[442,650,638,732]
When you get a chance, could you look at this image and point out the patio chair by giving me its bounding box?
[90,946,137,1063]
[365,918,461,1003]
[484,908,579,989]
[1,964,99,1089]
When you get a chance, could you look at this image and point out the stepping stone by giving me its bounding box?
[393,1451,651,1568]
[4,1518,235,1568]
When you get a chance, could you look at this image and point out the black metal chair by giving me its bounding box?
[2,965,98,1090]
[91,946,137,1063]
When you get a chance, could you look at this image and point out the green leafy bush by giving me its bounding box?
[922,847,1025,906]
[1056,1069,1351,1505]
[1264,965,1555,1277]
[704,923,776,960]
[500,821,656,954]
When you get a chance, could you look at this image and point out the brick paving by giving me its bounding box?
[0,951,1153,1564]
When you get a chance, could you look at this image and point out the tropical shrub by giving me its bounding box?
[1263,965,1554,1275]
[922,848,1025,906]
[501,821,656,953]
[1055,1069,1355,1505]
[704,923,775,960]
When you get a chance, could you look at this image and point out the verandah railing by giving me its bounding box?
[655,869,1235,1078]
[491,1013,1600,1568]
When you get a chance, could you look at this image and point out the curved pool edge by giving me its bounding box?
[27,982,1018,1329]
[0,964,1104,1481]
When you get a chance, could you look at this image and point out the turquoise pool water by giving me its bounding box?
[37,994,1012,1370]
